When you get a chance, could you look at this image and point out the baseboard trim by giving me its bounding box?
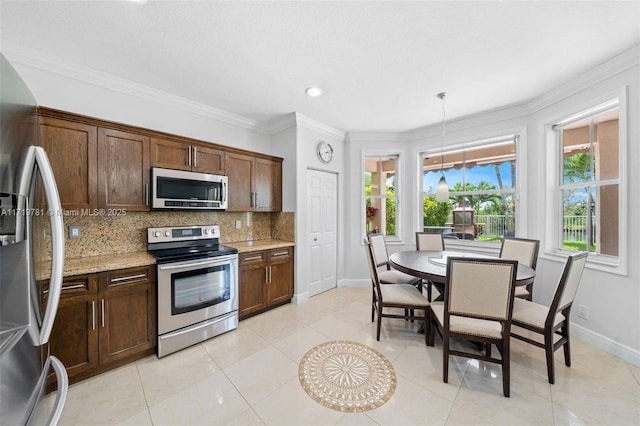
[291,291,310,305]
[571,323,640,367]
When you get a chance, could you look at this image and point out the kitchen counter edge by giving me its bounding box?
[226,240,294,253]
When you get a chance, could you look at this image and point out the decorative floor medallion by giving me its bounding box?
[298,340,397,412]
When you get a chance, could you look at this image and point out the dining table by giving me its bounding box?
[388,250,536,299]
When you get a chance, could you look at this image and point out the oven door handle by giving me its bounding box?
[158,258,227,271]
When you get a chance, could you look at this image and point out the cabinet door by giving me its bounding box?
[98,268,156,364]
[226,152,254,211]
[267,248,293,306]
[255,158,282,212]
[150,137,191,171]
[39,117,97,211]
[98,128,150,211]
[238,251,268,319]
[46,275,99,382]
[193,145,225,174]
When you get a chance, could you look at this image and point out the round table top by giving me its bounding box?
[388,250,535,285]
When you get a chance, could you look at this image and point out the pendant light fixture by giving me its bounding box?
[435,92,449,202]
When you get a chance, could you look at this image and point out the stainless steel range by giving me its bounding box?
[147,225,238,357]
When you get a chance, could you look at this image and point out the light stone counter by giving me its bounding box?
[37,251,157,280]
[226,239,294,253]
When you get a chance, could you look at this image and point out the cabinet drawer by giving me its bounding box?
[102,266,155,290]
[268,247,292,262]
[239,251,267,265]
[42,274,97,298]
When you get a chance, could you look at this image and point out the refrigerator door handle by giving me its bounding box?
[19,146,65,345]
[47,356,69,426]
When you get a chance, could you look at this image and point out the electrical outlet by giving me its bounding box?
[577,304,588,320]
[235,220,242,230]
[69,226,81,239]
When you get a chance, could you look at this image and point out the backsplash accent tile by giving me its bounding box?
[37,211,294,260]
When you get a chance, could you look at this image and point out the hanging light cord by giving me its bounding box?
[438,92,446,176]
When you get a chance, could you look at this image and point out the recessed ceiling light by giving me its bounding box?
[305,87,324,97]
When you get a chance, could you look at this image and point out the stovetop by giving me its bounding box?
[147,225,238,263]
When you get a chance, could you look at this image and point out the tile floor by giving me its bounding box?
[49,287,640,425]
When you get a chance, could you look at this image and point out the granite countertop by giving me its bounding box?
[37,240,294,279]
[226,239,294,253]
[37,251,157,280]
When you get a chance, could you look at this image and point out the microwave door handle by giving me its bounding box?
[33,147,65,345]
[222,181,227,204]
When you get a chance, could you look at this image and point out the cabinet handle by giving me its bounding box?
[243,255,262,261]
[188,146,192,166]
[269,265,272,284]
[91,301,95,330]
[193,146,197,168]
[101,299,105,328]
[144,183,149,207]
[110,273,147,284]
[43,283,85,294]
[271,251,288,257]
[265,266,269,284]
[253,192,258,208]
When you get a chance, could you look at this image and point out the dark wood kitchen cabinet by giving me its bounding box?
[150,137,225,175]
[226,153,282,212]
[38,117,98,211]
[38,111,151,212]
[45,265,156,386]
[98,128,150,211]
[238,247,293,319]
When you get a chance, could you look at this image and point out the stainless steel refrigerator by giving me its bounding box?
[1,53,68,424]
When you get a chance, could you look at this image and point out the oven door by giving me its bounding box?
[157,254,238,335]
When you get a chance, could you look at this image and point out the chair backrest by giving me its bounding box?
[364,240,383,300]
[499,237,540,270]
[445,258,518,322]
[368,233,389,269]
[416,232,445,251]
[549,252,588,318]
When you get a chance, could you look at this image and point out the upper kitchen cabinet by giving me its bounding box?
[150,137,225,175]
[98,128,150,211]
[226,153,282,212]
[38,116,98,210]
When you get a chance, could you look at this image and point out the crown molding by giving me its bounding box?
[529,44,640,113]
[346,132,410,143]
[1,42,260,131]
[257,113,297,135]
[293,113,346,140]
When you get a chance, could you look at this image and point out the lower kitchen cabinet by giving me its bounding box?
[238,247,294,319]
[44,265,156,386]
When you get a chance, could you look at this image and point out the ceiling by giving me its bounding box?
[1,1,639,133]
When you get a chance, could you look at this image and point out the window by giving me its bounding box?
[364,155,399,238]
[421,135,518,242]
[553,99,621,261]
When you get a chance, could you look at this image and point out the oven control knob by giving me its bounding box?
[154,231,161,238]
[203,229,209,235]
[164,231,171,237]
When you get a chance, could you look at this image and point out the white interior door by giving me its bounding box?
[307,169,337,297]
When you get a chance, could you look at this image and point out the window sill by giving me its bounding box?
[540,250,627,276]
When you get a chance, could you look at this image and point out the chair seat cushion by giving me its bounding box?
[514,286,530,298]
[511,298,565,330]
[380,284,429,307]
[379,269,421,285]
[431,303,503,339]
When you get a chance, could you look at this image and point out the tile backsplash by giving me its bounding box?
[37,211,294,260]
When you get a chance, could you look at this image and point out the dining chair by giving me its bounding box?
[499,237,540,300]
[368,234,422,287]
[510,251,588,384]
[364,240,430,344]
[415,232,445,302]
[428,257,518,397]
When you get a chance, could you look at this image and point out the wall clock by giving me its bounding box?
[316,141,333,164]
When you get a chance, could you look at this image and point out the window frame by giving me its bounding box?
[418,130,525,249]
[362,151,402,243]
[543,88,628,275]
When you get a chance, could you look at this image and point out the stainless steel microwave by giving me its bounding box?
[151,167,228,210]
